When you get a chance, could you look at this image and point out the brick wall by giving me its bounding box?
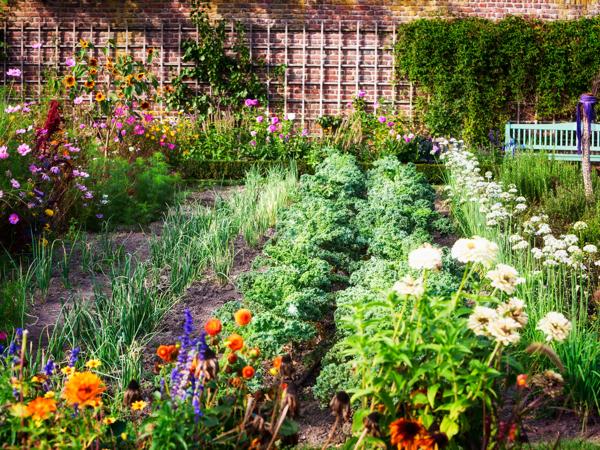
[6,1,600,123]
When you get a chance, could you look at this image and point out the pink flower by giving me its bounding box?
[256,116,264,123]
[65,58,75,67]
[17,143,31,156]
[115,122,123,129]
[244,98,259,107]
[357,89,366,98]
[6,68,21,77]
[79,124,86,129]
[31,42,43,49]
[0,146,8,159]
[301,129,309,137]
[267,124,277,133]
[271,116,279,125]
[134,124,145,135]
[250,140,257,147]
[378,116,386,123]
[16,128,26,135]
[8,213,19,224]
[126,116,136,125]
[0,331,7,340]
[250,130,257,137]
[167,143,176,150]
[10,179,20,189]
[143,114,154,122]
[74,96,84,105]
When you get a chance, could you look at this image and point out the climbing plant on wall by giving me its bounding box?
[395,16,600,145]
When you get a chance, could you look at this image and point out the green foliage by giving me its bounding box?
[396,16,600,144]
[168,2,280,117]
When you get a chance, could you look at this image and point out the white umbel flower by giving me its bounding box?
[451,236,498,266]
[467,306,497,336]
[537,312,572,342]
[408,244,442,270]
[392,275,425,298]
[583,244,598,254]
[573,221,588,231]
[486,264,525,294]
[488,317,521,346]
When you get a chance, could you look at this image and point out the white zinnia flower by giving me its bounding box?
[451,236,498,267]
[488,317,521,346]
[467,306,497,336]
[497,297,528,327]
[486,264,525,295]
[408,244,442,270]
[537,312,572,342]
[392,275,424,298]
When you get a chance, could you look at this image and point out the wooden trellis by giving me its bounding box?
[3,20,412,123]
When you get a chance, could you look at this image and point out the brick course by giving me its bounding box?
[6,1,600,123]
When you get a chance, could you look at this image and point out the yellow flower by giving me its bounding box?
[103,416,116,425]
[85,359,102,369]
[131,400,147,411]
[27,397,57,421]
[41,238,48,247]
[44,391,55,399]
[10,377,21,389]
[31,375,43,383]
[94,91,106,103]
[61,366,75,376]
[63,75,76,88]
[79,39,89,48]
[44,209,54,217]
[120,432,128,440]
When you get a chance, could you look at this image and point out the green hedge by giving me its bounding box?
[179,159,448,184]
[396,16,600,144]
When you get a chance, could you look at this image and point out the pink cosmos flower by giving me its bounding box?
[143,114,154,122]
[17,143,31,156]
[378,116,386,123]
[244,98,259,107]
[74,96,84,105]
[115,122,123,129]
[250,130,257,137]
[271,116,279,125]
[8,213,19,224]
[357,89,366,98]
[10,179,20,189]
[0,146,8,159]
[250,140,257,147]
[267,124,277,133]
[65,58,76,67]
[7,68,21,77]
[16,128,26,134]
[79,124,86,129]
[31,42,43,49]
[167,143,176,150]
[134,124,145,135]
[126,116,136,125]
[256,116,264,123]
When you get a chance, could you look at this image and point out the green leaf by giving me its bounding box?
[440,415,460,439]
[427,383,440,408]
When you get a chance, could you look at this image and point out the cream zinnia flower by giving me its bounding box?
[407,244,442,270]
[486,264,525,295]
[488,317,521,346]
[537,312,571,342]
[497,297,528,327]
[467,306,497,336]
[451,236,498,266]
[392,275,425,298]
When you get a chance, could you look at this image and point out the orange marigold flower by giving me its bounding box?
[242,365,255,379]
[234,308,252,326]
[63,371,106,407]
[273,356,283,369]
[26,397,57,421]
[156,345,178,363]
[204,318,222,336]
[389,418,425,449]
[225,333,244,352]
[517,374,528,389]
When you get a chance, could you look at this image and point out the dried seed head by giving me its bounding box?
[123,379,142,407]
[329,391,351,421]
[363,412,381,437]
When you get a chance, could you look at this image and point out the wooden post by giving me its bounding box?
[581,101,595,202]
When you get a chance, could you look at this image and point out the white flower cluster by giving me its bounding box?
[467,297,528,346]
[439,139,527,227]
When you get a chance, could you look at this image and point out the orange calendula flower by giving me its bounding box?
[234,308,252,326]
[204,318,222,336]
[156,345,178,363]
[389,418,426,449]
[26,397,57,421]
[242,366,255,379]
[225,333,244,352]
[94,91,106,102]
[131,400,147,411]
[63,371,106,407]
[517,374,528,389]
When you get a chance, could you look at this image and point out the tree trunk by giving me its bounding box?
[582,112,594,202]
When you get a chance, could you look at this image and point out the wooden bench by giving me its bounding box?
[504,122,600,162]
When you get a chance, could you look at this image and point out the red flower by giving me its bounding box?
[242,366,255,379]
[204,318,222,336]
